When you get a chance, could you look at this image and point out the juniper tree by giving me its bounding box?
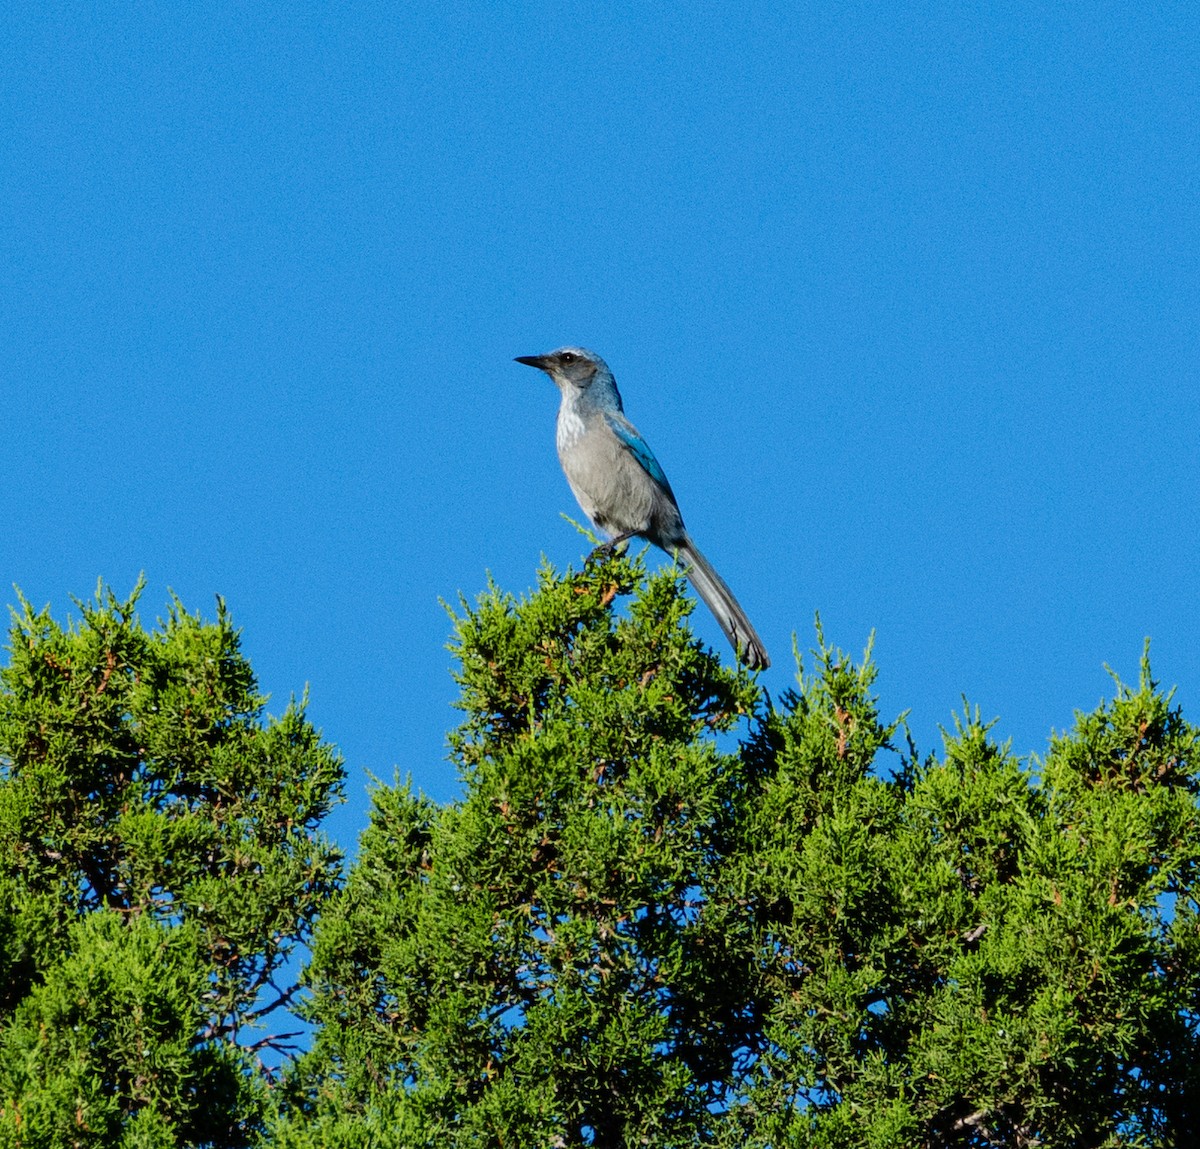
[279,557,1200,1148]
[0,581,343,1147]
[278,555,761,1147]
[722,644,1200,1147]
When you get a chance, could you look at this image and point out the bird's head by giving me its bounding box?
[514,347,608,390]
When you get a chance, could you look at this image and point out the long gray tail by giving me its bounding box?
[676,538,770,670]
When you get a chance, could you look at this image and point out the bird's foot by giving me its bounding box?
[586,533,634,565]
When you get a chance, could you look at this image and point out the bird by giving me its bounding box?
[515,347,769,670]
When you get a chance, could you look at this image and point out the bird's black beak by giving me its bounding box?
[514,355,550,370]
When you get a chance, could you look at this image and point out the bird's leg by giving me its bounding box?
[587,530,637,563]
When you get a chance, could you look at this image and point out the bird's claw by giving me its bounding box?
[586,536,631,566]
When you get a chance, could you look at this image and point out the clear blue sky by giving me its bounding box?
[4,4,1197,853]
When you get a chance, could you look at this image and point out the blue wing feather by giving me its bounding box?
[605,413,670,489]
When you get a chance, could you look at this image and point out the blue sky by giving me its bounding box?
[4,3,1197,852]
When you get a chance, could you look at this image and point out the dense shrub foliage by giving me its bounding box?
[3,565,1197,1146]
[0,582,343,1146]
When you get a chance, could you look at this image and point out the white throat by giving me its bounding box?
[556,396,586,453]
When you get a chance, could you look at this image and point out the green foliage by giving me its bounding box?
[0,581,344,1146]
[0,911,249,1148]
[281,554,760,1146]
[723,643,1200,1148]
[5,566,1199,1147]
[285,558,1200,1148]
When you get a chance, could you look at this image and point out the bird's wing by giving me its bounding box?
[604,412,671,489]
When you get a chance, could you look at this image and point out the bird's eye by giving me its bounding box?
[560,352,577,364]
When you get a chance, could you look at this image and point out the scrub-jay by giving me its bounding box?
[515,347,769,670]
